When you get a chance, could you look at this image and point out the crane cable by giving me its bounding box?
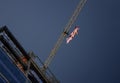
[43,0,87,70]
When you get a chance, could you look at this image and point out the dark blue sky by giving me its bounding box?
[0,0,120,83]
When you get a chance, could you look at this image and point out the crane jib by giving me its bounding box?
[43,0,87,70]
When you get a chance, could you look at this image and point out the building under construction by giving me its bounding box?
[0,26,59,83]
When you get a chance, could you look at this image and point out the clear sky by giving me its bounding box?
[0,0,120,83]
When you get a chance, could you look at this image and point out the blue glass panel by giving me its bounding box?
[0,48,30,83]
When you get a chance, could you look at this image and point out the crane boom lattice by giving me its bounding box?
[43,0,87,70]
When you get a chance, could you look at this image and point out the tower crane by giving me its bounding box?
[43,0,87,70]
